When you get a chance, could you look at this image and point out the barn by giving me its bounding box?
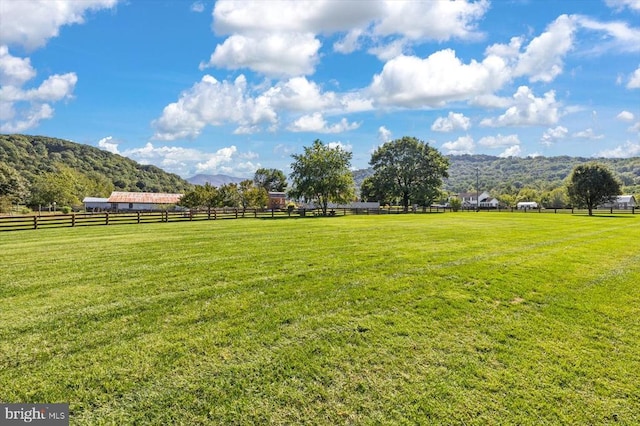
[106,192,183,211]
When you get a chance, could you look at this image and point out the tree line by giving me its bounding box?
[0,134,629,216]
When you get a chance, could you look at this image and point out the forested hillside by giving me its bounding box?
[0,134,191,193]
[354,155,640,195]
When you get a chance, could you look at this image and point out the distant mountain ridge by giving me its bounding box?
[187,174,247,187]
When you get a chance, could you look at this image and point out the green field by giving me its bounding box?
[1,213,639,424]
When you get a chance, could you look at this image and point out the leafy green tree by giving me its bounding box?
[28,164,96,209]
[289,139,355,216]
[543,187,569,208]
[253,168,287,192]
[178,183,220,209]
[516,187,541,204]
[0,161,30,205]
[368,136,449,212]
[240,180,268,208]
[360,175,389,204]
[567,163,622,216]
[218,183,242,208]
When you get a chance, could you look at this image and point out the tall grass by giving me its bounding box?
[1,213,638,424]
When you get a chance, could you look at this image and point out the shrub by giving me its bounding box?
[61,206,72,214]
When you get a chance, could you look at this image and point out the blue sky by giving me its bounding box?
[1,0,639,178]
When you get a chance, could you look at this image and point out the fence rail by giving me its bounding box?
[0,205,636,232]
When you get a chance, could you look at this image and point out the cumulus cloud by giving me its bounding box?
[152,74,277,140]
[628,66,640,89]
[208,0,490,77]
[499,145,522,158]
[0,0,119,50]
[378,126,392,144]
[0,1,115,132]
[0,47,77,132]
[595,141,640,157]
[119,142,258,177]
[431,112,471,132]
[617,110,635,121]
[98,136,120,154]
[477,134,520,148]
[287,112,360,133]
[327,141,353,151]
[200,33,321,77]
[541,126,569,146]
[442,135,475,155]
[480,86,560,127]
[513,15,576,82]
[368,50,509,107]
[572,128,605,139]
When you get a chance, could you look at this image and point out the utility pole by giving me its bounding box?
[476,167,479,212]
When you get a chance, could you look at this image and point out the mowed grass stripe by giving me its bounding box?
[0,213,638,424]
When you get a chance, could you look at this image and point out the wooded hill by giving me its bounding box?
[0,134,192,194]
[2,134,638,201]
[354,154,640,195]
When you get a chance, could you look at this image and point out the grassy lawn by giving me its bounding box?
[1,213,639,424]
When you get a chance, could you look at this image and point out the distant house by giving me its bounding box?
[517,201,539,210]
[107,191,183,211]
[457,191,498,208]
[82,197,110,212]
[268,192,287,210]
[601,195,636,209]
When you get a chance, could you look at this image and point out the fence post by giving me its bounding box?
[33,216,38,230]
[72,213,76,227]
[235,209,238,219]
[137,211,141,224]
[106,212,109,225]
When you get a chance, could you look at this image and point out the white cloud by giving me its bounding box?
[499,145,522,158]
[605,0,640,12]
[513,15,576,82]
[0,0,119,50]
[208,0,490,77]
[576,16,640,54]
[373,0,489,42]
[368,50,509,108]
[98,136,120,154]
[595,141,640,157]
[0,103,53,133]
[573,128,605,139]
[541,126,569,146]
[378,126,392,144]
[0,46,36,86]
[477,134,520,148]
[0,47,77,132]
[431,112,471,132]
[267,77,337,112]
[617,110,635,121]
[200,33,321,77]
[480,86,560,127]
[442,135,475,155]
[190,2,205,13]
[287,112,360,133]
[119,142,258,177]
[327,141,353,152]
[152,74,277,140]
[628,66,640,89]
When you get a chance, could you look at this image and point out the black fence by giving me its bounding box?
[0,205,636,232]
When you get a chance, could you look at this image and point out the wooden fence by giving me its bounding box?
[0,205,636,232]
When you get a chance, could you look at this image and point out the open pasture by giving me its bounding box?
[1,213,639,424]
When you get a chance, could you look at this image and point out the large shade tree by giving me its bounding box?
[366,136,449,212]
[289,139,355,216]
[566,163,621,216]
